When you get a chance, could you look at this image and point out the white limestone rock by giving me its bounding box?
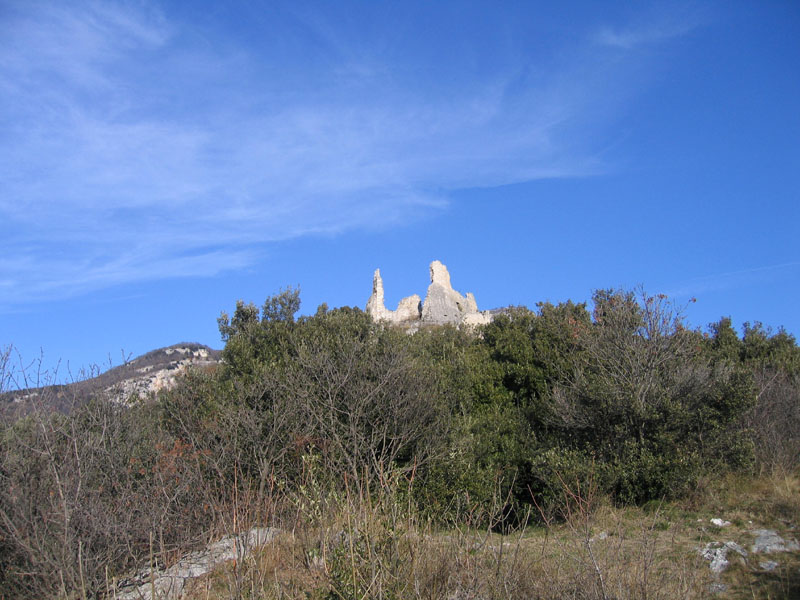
[366,269,422,324]
[421,261,466,325]
[396,294,423,321]
[366,269,391,321]
[711,518,731,527]
[463,310,492,327]
[116,527,280,599]
[699,541,747,574]
[366,260,492,328]
[421,261,492,326]
[465,292,479,313]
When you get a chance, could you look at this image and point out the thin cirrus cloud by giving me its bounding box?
[0,1,690,307]
[594,4,703,50]
[664,262,800,300]
[596,24,693,50]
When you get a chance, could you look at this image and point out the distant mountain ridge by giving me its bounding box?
[1,343,221,415]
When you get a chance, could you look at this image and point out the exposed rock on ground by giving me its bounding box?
[116,527,280,600]
[366,260,492,328]
[700,541,748,574]
[750,528,800,554]
[698,526,799,576]
[759,560,779,571]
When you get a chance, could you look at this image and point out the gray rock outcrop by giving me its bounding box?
[1,343,221,416]
[366,261,492,328]
[116,527,280,599]
[699,541,748,574]
[697,527,799,576]
[750,529,800,554]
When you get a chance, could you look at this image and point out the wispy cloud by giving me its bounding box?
[595,24,692,50]
[664,262,800,299]
[0,1,685,306]
[595,6,702,50]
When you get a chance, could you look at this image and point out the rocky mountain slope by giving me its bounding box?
[1,343,221,415]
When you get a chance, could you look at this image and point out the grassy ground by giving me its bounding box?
[176,472,800,599]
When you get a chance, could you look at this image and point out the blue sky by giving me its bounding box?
[1,0,798,381]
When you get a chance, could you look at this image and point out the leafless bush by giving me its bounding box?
[746,368,800,473]
[160,366,300,504]
[0,377,221,598]
[0,344,12,394]
[285,328,445,489]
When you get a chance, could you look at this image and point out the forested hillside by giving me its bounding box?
[1,287,798,598]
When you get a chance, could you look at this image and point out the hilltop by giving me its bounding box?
[1,270,798,599]
[1,343,220,415]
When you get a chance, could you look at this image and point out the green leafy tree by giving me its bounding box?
[742,321,800,374]
[216,287,301,381]
[704,317,742,363]
[546,289,755,502]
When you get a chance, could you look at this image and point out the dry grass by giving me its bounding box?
[710,471,800,527]
[182,517,711,599]
[172,471,800,600]
[681,470,800,599]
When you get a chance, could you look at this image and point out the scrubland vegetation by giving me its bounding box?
[1,287,798,598]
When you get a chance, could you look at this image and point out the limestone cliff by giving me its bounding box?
[366,261,492,328]
[366,269,422,323]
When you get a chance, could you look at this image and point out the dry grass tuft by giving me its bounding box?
[181,478,717,599]
[174,468,800,599]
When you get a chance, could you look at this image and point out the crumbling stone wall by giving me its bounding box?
[366,260,492,327]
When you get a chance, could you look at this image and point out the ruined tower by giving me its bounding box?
[366,261,491,328]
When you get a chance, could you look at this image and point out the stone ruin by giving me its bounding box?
[366,260,492,328]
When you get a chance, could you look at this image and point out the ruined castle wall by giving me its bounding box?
[366,261,492,327]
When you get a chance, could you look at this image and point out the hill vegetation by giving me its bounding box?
[0,343,221,414]
[1,287,798,598]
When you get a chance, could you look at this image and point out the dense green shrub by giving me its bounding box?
[475,290,758,511]
[705,316,800,471]
[2,285,797,598]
